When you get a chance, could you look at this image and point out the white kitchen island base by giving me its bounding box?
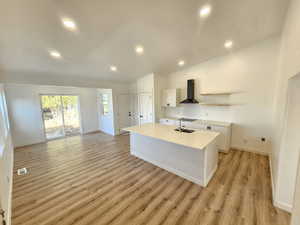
[130,132,218,187]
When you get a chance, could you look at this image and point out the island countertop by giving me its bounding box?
[123,123,219,150]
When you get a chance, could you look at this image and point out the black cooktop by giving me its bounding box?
[179,118,197,122]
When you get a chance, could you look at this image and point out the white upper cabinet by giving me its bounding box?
[162,89,180,107]
[137,74,154,93]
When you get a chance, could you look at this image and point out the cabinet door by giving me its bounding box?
[181,121,194,128]
[211,126,227,151]
[189,123,206,130]
[138,93,153,125]
[162,89,177,107]
[160,119,176,125]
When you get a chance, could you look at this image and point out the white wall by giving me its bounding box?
[5,84,100,147]
[0,84,13,225]
[163,37,280,155]
[276,75,300,210]
[271,0,300,212]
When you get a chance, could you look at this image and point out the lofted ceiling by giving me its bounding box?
[0,0,289,83]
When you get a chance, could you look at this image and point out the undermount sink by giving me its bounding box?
[174,128,195,133]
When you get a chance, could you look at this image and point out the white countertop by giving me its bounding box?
[123,123,219,150]
[160,117,232,127]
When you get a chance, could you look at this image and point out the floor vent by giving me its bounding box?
[17,168,28,176]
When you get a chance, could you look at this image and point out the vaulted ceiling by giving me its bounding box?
[0,0,290,82]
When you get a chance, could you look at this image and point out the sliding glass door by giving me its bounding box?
[62,96,81,136]
[41,95,81,140]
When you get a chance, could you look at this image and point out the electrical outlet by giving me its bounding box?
[17,168,28,176]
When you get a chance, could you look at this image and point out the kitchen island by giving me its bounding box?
[123,123,219,187]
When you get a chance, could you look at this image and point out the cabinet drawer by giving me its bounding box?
[160,119,176,125]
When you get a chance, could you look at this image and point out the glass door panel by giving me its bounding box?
[41,95,64,139]
[62,96,81,136]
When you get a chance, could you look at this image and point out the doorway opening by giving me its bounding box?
[98,89,115,135]
[40,95,81,140]
[117,94,139,134]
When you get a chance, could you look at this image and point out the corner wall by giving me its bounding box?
[271,0,300,212]
[164,37,280,155]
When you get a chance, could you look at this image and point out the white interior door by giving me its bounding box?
[117,94,131,133]
[138,93,153,125]
[130,94,139,126]
[98,91,115,135]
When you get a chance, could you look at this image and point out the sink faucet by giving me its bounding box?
[179,118,183,131]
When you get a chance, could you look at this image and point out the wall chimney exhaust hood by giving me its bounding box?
[180,79,199,104]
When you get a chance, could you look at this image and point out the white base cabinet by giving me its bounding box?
[161,89,180,107]
[209,125,231,153]
[130,133,218,187]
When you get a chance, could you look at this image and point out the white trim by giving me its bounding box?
[231,145,269,156]
[274,200,293,213]
[269,156,276,204]
[131,152,204,186]
[268,152,292,213]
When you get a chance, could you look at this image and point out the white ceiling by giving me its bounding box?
[0,0,289,83]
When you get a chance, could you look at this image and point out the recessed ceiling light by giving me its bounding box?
[178,60,185,66]
[62,18,77,31]
[49,50,62,59]
[224,40,233,49]
[110,66,117,72]
[135,45,144,55]
[199,5,212,18]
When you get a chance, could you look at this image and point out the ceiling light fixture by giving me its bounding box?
[62,18,77,31]
[49,50,62,59]
[224,40,233,49]
[178,60,185,66]
[199,5,212,18]
[110,65,117,72]
[135,45,144,55]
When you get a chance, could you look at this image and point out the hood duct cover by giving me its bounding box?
[180,79,199,104]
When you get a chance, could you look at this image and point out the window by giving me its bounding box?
[102,94,110,115]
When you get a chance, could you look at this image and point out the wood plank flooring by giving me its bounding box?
[12,132,291,225]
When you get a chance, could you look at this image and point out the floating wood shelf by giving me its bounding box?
[200,91,240,96]
[199,103,232,106]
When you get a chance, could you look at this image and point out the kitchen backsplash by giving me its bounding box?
[164,104,233,122]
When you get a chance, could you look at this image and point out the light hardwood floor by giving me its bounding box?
[12,132,290,225]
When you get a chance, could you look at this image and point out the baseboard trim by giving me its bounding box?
[268,154,292,213]
[14,141,46,149]
[231,146,269,156]
[274,200,293,213]
[269,156,276,206]
[83,130,101,135]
